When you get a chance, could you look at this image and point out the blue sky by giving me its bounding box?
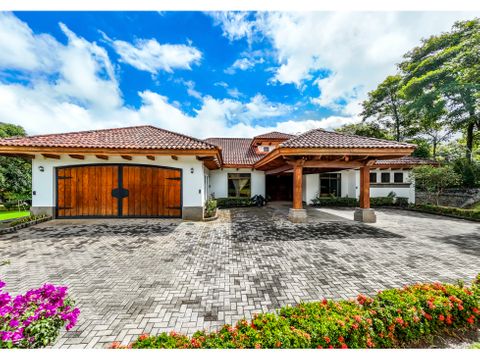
[0,11,477,138]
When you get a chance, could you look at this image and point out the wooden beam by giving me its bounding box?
[121,155,132,160]
[265,164,293,175]
[293,163,303,209]
[95,155,108,160]
[42,153,60,159]
[359,166,371,209]
[171,155,178,161]
[196,155,215,161]
[146,155,155,161]
[286,160,366,168]
[69,154,84,160]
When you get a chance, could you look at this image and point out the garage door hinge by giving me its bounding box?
[166,177,181,180]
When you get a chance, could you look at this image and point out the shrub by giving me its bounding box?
[411,165,461,205]
[216,197,254,208]
[117,276,480,349]
[9,214,48,227]
[3,201,30,211]
[204,199,217,218]
[412,204,480,221]
[0,280,80,348]
[311,196,409,208]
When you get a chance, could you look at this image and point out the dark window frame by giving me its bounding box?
[227,173,252,198]
[394,172,404,183]
[370,172,377,183]
[381,172,391,183]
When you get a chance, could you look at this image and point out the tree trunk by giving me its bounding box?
[466,121,474,161]
[389,91,401,142]
[432,139,437,160]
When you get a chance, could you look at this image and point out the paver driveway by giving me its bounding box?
[0,205,479,348]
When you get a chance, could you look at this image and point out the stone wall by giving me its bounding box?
[415,188,480,208]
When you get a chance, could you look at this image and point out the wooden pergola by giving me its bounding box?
[254,144,415,222]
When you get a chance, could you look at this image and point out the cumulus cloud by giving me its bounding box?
[209,11,257,43]
[108,36,202,74]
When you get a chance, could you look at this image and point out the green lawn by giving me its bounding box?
[0,210,30,221]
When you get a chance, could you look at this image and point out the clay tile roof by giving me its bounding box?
[279,128,416,149]
[0,125,217,150]
[204,138,265,166]
[374,156,438,166]
[253,131,293,140]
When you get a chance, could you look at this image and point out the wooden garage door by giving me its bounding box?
[56,165,182,218]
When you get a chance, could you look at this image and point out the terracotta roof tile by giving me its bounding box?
[253,131,293,140]
[0,125,217,150]
[204,138,265,166]
[374,156,438,166]
[279,128,416,149]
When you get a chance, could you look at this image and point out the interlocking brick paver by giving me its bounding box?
[0,205,478,348]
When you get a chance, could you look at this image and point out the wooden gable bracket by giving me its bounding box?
[146,155,155,161]
[42,153,60,159]
[366,159,376,166]
[121,155,132,160]
[171,155,178,161]
[69,154,85,160]
[196,156,215,161]
[95,155,109,160]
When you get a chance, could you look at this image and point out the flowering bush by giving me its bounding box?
[117,275,480,349]
[0,280,80,348]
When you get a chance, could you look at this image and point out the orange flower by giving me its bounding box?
[254,343,262,349]
[338,336,344,343]
[324,336,331,344]
[139,333,149,341]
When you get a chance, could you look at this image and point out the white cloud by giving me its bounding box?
[217,12,479,116]
[108,36,202,74]
[209,11,257,43]
[0,12,360,140]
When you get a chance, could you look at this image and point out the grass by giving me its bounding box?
[0,210,30,221]
[470,342,480,349]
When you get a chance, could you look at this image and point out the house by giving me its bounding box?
[0,125,427,222]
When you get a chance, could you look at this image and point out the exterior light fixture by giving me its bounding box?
[190,168,194,174]
[38,166,45,172]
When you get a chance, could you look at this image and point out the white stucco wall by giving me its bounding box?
[31,154,206,208]
[300,169,416,204]
[208,168,265,198]
[302,174,319,204]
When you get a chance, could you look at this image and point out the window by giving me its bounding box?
[228,173,251,198]
[381,173,391,183]
[262,146,270,152]
[394,172,404,183]
[370,173,377,183]
[319,173,341,197]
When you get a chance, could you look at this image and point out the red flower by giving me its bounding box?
[352,323,359,330]
[354,315,362,322]
[322,299,328,305]
[424,313,433,321]
[338,336,345,343]
[395,317,404,325]
[139,333,149,341]
[324,336,331,344]
[467,316,475,324]
[458,304,464,311]
[255,343,262,349]
[367,339,374,348]
[317,345,323,349]
[328,345,334,349]
[275,341,282,348]
[446,315,453,325]
[341,344,348,349]
[413,316,420,323]
[438,314,445,321]
[473,308,479,314]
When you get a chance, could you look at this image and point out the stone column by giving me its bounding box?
[354,166,376,223]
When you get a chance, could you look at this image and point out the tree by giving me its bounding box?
[400,19,480,161]
[411,165,461,205]
[335,122,391,139]
[361,75,413,142]
[0,123,32,203]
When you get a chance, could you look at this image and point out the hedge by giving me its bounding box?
[311,196,409,208]
[412,204,480,221]
[216,197,254,208]
[111,275,480,349]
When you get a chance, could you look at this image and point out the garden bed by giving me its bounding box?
[111,275,480,349]
[409,204,480,222]
[0,214,52,235]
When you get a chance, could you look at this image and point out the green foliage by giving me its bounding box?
[120,277,480,349]
[411,165,461,205]
[410,139,432,158]
[451,158,480,188]
[336,122,391,140]
[413,204,480,221]
[216,197,254,208]
[311,196,409,207]
[361,75,412,142]
[204,198,217,218]
[0,123,31,202]
[9,214,48,227]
